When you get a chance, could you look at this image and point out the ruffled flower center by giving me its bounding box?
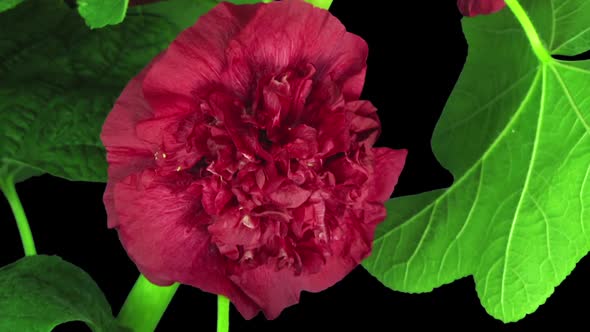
[143,63,379,275]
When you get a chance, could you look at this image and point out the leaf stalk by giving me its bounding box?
[0,176,36,256]
[504,0,552,63]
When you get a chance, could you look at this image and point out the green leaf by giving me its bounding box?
[75,0,274,30]
[0,0,273,184]
[129,0,274,32]
[0,0,24,14]
[0,0,181,183]
[77,0,129,29]
[363,0,590,323]
[0,255,127,332]
[544,0,590,56]
[126,0,215,32]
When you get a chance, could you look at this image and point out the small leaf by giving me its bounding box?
[0,0,24,14]
[363,0,590,323]
[0,255,128,332]
[77,0,129,29]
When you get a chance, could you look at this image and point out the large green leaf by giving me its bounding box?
[0,0,178,183]
[0,0,24,14]
[0,0,276,185]
[547,0,590,56]
[75,0,276,29]
[129,0,274,32]
[77,0,129,29]
[0,255,127,332]
[363,0,590,323]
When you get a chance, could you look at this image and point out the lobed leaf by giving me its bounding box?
[363,0,590,323]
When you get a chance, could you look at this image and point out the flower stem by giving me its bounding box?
[117,274,179,332]
[305,0,332,10]
[217,296,230,332]
[504,0,552,64]
[0,176,36,256]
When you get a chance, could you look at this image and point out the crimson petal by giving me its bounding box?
[111,170,260,318]
[457,0,506,17]
[222,0,369,100]
[370,148,408,202]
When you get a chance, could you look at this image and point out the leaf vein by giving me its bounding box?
[402,203,436,289]
[437,163,484,279]
[549,64,590,134]
[500,65,546,319]
[439,70,537,135]
[530,195,557,280]
[581,165,590,238]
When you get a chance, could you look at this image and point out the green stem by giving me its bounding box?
[0,177,36,256]
[504,0,552,63]
[305,0,332,10]
[217,296,230,332]
[117,274,179,332]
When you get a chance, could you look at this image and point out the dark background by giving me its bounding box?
[1,0,589,331]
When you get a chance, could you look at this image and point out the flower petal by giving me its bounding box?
[229,225,372,319]
[457,0,506,17]
[141,2,260,116]
[223,0,368,100]
[370,148,408,202]
[100,64,157,181]
[109,170,260,318]
[269,182,312,208]
[101,65,159,232]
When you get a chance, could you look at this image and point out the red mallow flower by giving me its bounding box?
[101,0,407,319]
[457,0,506,16]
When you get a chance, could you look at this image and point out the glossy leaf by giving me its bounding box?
[363,0,590,323]
[0,255,127,332]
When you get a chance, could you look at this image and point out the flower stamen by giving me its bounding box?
[240,214,255,229]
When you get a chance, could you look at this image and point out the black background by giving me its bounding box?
[1,0,589,331]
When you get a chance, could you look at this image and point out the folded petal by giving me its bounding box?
[110,170,260,318]
[457,0,506,17]
[229,222,372,319]
[223,0,368,100]
[100,64,158,182]
[269,182,312,209]
[370,148,408,202]
[142,2,260,116]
